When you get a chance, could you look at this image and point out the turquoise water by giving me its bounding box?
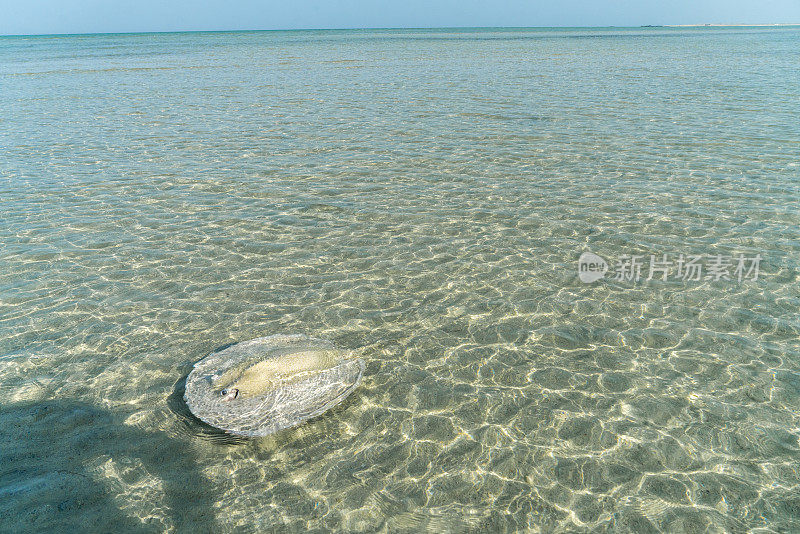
[1,26,799,532]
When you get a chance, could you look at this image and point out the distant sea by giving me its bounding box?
[1,27,799,532]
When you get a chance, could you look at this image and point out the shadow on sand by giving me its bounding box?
[0,394,224,533]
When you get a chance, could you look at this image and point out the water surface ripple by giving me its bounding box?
[1,26,799,533]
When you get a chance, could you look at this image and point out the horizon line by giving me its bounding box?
[2,22,800,38]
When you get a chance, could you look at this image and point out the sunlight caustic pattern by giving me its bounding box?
[1,27,799,532]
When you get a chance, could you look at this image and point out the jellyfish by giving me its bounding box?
[184,335,364,437]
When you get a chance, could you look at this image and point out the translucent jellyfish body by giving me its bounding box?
[184,335,364,437]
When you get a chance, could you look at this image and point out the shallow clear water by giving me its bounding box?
[1,26,799,532]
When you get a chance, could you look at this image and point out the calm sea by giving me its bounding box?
[1,26,799,532]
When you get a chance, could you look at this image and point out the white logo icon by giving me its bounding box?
[578,252,608,283]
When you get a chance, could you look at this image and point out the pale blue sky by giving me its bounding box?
[2,0,799,36]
